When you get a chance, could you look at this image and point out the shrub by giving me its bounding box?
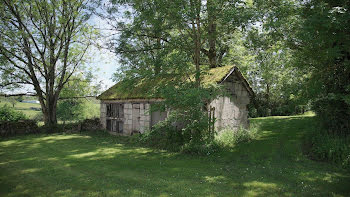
[33,113,44,122]
[57,99,99,122]
[304,129,350,168]
[312,95,350,135]
[0,104,27,121]
[139,119,184,152]
[139,113,220,155]
[215,125,258,149]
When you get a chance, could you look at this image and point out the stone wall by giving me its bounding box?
[209,74,250,131]
[0,120,39,137]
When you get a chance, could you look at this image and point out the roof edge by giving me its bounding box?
[220,66,254,97]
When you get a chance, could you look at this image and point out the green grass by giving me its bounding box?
[0,99,100,121]
[0,101,41,119]
[1,115,350,196]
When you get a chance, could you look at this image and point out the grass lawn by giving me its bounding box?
[0,115,350,196]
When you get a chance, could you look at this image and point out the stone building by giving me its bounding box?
[97,65,254,135]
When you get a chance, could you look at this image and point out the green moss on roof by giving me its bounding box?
[201,65,234,86]
[97,65,244,100]
[97,77,167,100]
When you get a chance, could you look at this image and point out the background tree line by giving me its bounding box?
[1,0,349,138]
[99,0,349,136]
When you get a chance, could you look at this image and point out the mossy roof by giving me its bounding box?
[97,65,253,100]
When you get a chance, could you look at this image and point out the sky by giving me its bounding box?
[87,15,120,91]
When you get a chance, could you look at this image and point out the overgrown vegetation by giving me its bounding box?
[215,126,258,149]
[57,99,99,122]
[0,105,27,121]
[139,83,220,154]
[139,115,259,155]
[304,129,350,169]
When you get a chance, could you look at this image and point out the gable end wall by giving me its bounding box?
[209,74,250,131]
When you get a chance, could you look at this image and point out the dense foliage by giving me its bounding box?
[0,105,27,122]
[295,0,350,135]
[97,0,350,157]
[304,128,350,169]
[56,74,101,122]
[57,99,99,122]
[0,0,94,126]
[139,83,220,153]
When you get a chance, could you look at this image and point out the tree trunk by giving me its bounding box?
[40,94,58,129]
[266,83,270,116]
[191,0,201,87]
[207,0,217,68]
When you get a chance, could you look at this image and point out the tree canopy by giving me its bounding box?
[0,0,94,126]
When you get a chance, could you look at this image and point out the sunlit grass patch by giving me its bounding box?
[0,115,349,196]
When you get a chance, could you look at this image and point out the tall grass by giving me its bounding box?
[304,130,350,168]
[215,125,259,149]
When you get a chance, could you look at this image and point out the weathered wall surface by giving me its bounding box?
[100,102,107,129]
[209,74,250,131]
[100,101,151,135]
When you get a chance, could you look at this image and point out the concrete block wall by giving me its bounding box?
[100,101,151,135]
[139,103,151,133]
[210,80,250,132]
[123,103,133,134]
[100,102,107,129]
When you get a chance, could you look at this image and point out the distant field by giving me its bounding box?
[0,100,41,119]
[0,98,100,120]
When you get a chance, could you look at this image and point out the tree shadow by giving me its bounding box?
[0,116,350,196]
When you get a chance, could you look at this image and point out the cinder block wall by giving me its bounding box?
[100,102,107,129]
[123,103,132,134]
[210,80,250,131]
[139,103,151,133]
[100,101,151,135]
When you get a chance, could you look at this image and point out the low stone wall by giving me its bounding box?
[62,118,103,133]
[81,118,103,131]
[0,120,39,137]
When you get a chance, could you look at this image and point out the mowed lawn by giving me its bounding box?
[1,115,350,196]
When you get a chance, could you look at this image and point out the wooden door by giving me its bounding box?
[132,104,140,132]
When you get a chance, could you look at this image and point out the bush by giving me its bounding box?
[0,104,27,121]
[139,114,220,155]
[33,113,44,122]
[139,119,184,152]
[57,99,99,122]
[312,95,350,135]
[215,125,258,149]
[304,129,350,168]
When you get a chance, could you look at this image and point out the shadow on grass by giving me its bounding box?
[0,116,350,196]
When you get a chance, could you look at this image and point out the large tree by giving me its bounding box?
[0,0,93,127]
[295,0,350,134]
[101,0,254,84]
